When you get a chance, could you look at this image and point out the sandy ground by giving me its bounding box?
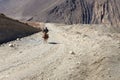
[0,23,120,80]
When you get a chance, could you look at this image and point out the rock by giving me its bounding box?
[69,51,75,55]
[16,38,20,41]
[0,44,4,47]
[19,51,23,53]
[8,43,14,47]
[76,62,81,65]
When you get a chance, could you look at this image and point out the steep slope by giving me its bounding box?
[47,0,120,25]
[0,14,40,44]
[0,0,64,20]
[0,23,120,80]
[0,0,32,19]
[0,0,120,27]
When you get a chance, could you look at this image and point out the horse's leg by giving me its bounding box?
[45,38,48,43]
[42,33,49,44]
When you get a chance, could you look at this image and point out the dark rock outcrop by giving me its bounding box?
[0,14,40,44]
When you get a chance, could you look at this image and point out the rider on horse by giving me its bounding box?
[42,27,49,43]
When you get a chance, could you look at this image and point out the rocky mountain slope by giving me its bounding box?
[0,14,40,44]
[0,0,64,20]
[0,0,119,27]
[47,0,120,24]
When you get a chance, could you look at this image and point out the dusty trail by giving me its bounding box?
[0,23,120,80]
[0,23,71,80]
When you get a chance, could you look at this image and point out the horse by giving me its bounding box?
[42,32,49,43]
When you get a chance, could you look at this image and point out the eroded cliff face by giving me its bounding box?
[92,0,120,24]
[47,0,93,24]
[47,0,120,27]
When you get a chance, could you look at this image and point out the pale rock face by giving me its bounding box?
[47,0,120,27]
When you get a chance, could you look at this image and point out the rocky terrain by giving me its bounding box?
[47,0,120,25]
[0,14,40,44]
[0,23,120,80]
[0,0,120,80]
[0,0,120,28]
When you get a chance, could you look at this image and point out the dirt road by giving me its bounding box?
[0,23,120,80]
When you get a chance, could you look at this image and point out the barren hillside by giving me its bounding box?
[0,0,119,28]
[0,23,120,80]
[0,14,40,44]
[0,0,64,20]
[47,0,120,24]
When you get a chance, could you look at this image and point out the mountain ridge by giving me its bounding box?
[0,0,119,28]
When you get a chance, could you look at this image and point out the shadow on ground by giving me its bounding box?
[48,42,60,44]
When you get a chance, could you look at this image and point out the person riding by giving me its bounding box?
[42,27,49,33]
[42,27,49,43]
